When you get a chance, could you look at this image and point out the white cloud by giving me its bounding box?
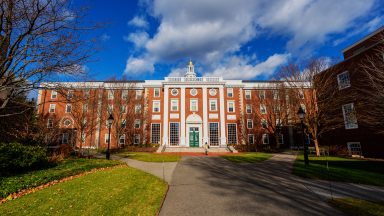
[205,54,290,79]
[128,16,149,28]
[123,31,149,48]
[167,67,186,77]
[124,56,154,75]
[100,33,111,41]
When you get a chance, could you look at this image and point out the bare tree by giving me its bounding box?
[278,58,344,156]
[0,0,97,117]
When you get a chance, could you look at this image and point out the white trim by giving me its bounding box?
[227,88,233,97]
[209,99,218,111]
[262,134,269,144]
[51,90,57,99]
[337,71,351,90]
[219,86,226,146]
[152,100,161,113]
[227,100,235,112]
[170,99,179,111]
[248,134,254,144]
[151,123,161,144]
[247,119,253,129]
[203,87,208,144]
[190,99,198,111]
[154,88,160,97]
[163,86,169,145]
[49,104,56,113]
[180,87,186,146]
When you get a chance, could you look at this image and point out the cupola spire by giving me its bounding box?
[185,59,196,78]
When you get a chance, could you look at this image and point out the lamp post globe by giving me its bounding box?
[106,114,114,160]
[297,107,309,165]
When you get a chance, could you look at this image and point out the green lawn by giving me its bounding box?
[293,155,384,186]
[329,198,384,216]
[221,152,273,163]
[0,158,122,199]
[116,152,181,162]
[0,166,167,216]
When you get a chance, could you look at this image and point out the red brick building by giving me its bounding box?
[316,27,384,158]
[37,61,310,151]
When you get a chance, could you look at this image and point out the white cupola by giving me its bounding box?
[185,60,197,78]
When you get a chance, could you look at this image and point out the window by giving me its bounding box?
[342,103,358,129]
[227,124,237,144]
[63,119,72,127]
[135,104,141,114]
[209,100,217,111]
[120,105,127,114]
[245,90,251,99]
[154,88,160,97]
[262,134,269,144]
[62,133,69,144]
[337,71,351,90]
[47,119,53,128]
[67,90,73,100]
[259,90,265,100]
[83,104,88,113]
[227,88,233,97]
[134,134,140,145]
[277,134,284,145]
[209,123,219,146]
[190,99,198,111]
[246,104,252,114]
[298,90,305,99]
[151,124,161,144]
[273,90,279,100]
[171,99,178,111]
[260,104,267,114]
[209,88,217,96]
[49,104,56,113]
[81,133,86,142]
[247,119,253,129]
[105,134,110,144]
[347,142,362,157]
[300,104,306,112]
[170,123,179,146]
[153,101,160,112]
[134,119,141,128]
[171,88,178,96]
[121,119,126,128]
[119,134,125,145]
[108,90,114,100]
[227,101,235,112]
[51,90,57,99]
[261,119,268,129]
[136,90,142,100]
[190,88,198,96]
[65,104,72,113]
[248,134,254,145]
[122,90,128,99]
[84,89,90,98]
[107,104,113,113]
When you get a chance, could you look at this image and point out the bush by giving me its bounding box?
[0,142,48,174]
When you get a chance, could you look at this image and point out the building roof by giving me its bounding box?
[342,26,384,53]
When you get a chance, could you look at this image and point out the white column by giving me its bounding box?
[219,86,227,146]
[203,87,208,145]
[180,87,186,146]
[163,86,169,146]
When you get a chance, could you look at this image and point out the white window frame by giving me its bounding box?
[135,104,141,114]
[262,134,269,144]
[47,119,53,128]
[169,122,180,146]
[227,101,235,112]
[247,119,253,129]
[122,90,128,100]
[153,101,161,113]
[209,99,217,112]
[83,104,88,113]
[246,104,252,114]
[227,88,233,97]
[84,89,90,98]
[108,90,114,100]
[298,89,305,99]
[121,105,127,114]
[134,119,141,128]
[107,104,113,113]
[154,88,160,97]
[67,90,73,100]
[342,103,358,129]
[248,134,254,145]
[171,99,179,111]
[261,119,268,129]
[209,122,219,146]
[119,134,126,145]
[51,90,57,99]
[337,71,351,90]
[49,104,56,113]
[65,104,72,113]
[245,90,251,99]
[136,90,142,100]
[151,123,161,144]
[190,99,198,112]
[227,123,237,144]
[134,134,140,145]
[260,104,267,114]
[259,90,265,100]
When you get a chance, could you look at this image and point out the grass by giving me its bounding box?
[116,152,181,162]
[0,166,167,216]
[221,152,273,163]
[293,155,384,186]
[329,198,384,216]
[0,158,123,199]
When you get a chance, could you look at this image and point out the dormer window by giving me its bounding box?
[337,71,351,90]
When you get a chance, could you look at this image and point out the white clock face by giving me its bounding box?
[171,88,179,96]
[209,88,217,96]
[190,88,198,96]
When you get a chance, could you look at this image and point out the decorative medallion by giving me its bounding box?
[209,88,217,96]
[63,119,72,127]
[190,88,198,96]
[171,88,179,96]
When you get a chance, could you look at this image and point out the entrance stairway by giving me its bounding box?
[162,147,231,153]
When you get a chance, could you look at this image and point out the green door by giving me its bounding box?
[189,127,199,147]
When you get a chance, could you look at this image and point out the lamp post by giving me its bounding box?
[106,114,114,160]
[297,107,309,165]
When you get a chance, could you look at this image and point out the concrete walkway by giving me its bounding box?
[158,153,384,216]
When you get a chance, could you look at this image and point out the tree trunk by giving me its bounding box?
[314,138,320,156]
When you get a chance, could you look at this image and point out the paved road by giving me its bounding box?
[160,153,343,216]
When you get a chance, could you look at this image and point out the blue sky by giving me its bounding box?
[73,0,384,81]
